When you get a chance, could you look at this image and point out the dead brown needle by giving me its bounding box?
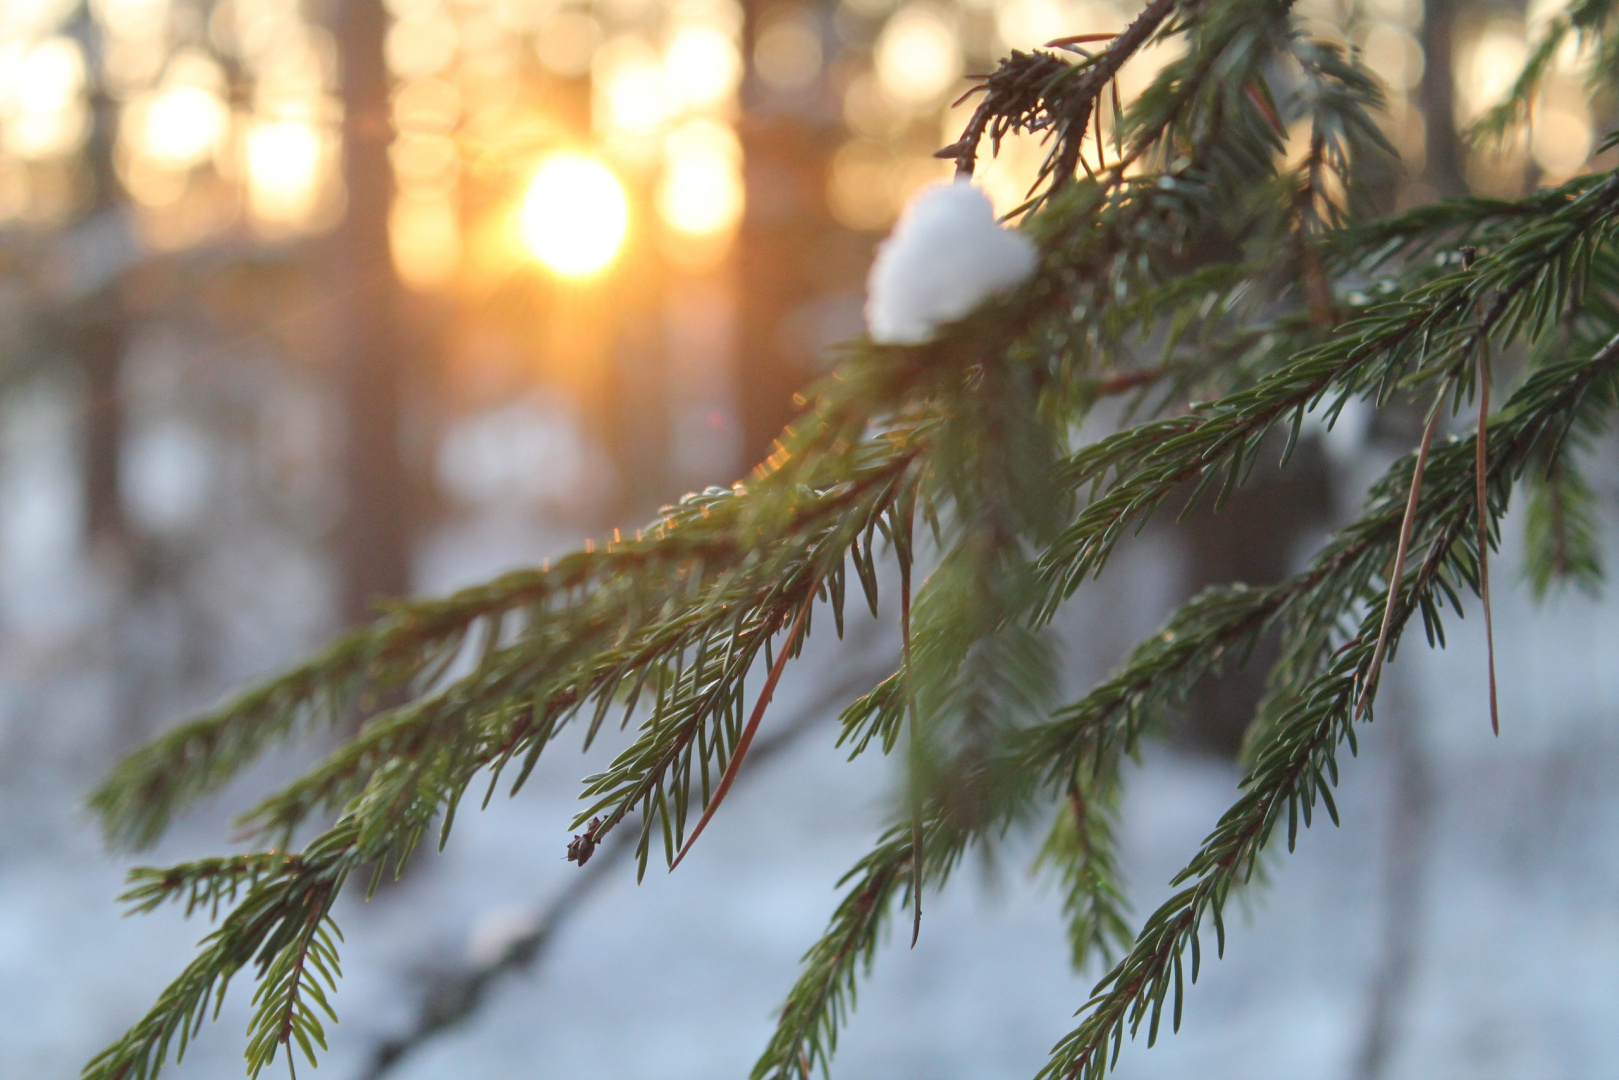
[1046,32,1118,46]
[669,584,817,871]
[1357,380,1449,720]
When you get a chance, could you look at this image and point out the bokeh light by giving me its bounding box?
[392,132,460,196]
[393,192,462,288]
[754,9,823,92]
[843,72,907,139]
[131,84,228,168]
[1459,23,1528,122]
[658,119,743,237]
[664,25,741,108]
[994,0,1070,51]
[594,36,668,137]
[874,4,962,106]
[827,138,949,230]
[520,153,629,278]
[12,35,83,116]
[535,10,602,77]
[393,77,462,135]
[1531,104,1593,181]
[245,118,327,230]
[994,0,1120,51]
[386,9,459,78]
[1359,23,1423,91]
[3,35,87,159]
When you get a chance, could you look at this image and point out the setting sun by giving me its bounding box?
[519,153,629,279]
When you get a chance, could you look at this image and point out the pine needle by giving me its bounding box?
[1475,347,1499,734]
[1456,244,1501,736]
[900,555,923,948]
[1357,380,1449,721]
[669,586,817,871]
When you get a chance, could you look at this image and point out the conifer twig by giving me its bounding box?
[1356,380,1448,720]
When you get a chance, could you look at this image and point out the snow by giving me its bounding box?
[865,181,1038,346]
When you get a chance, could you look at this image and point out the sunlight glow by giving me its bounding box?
[520,154,629,278]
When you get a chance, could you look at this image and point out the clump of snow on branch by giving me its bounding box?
[865,181,1038,346]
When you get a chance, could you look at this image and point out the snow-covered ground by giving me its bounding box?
[2,475,1618,1080]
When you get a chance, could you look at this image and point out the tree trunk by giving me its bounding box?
[334,0,413,624]
[77,318,127,545]
[735,117,833,468]
[605,248,672,516]
[733,0,844,469]
[1419,0,1468,198]
[71,4,129,550]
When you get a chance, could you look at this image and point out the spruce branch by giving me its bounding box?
[1035,330,1619,1080]
[1469,256,1501,735]
[82,4,1619,1076]
[1034,168,1619,622]
[88,160,1619,1080]
[757,326,1618,1080]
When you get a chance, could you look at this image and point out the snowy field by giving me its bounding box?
[2,478,1618,1080]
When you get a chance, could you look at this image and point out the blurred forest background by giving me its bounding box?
[1,0,1617,1076]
